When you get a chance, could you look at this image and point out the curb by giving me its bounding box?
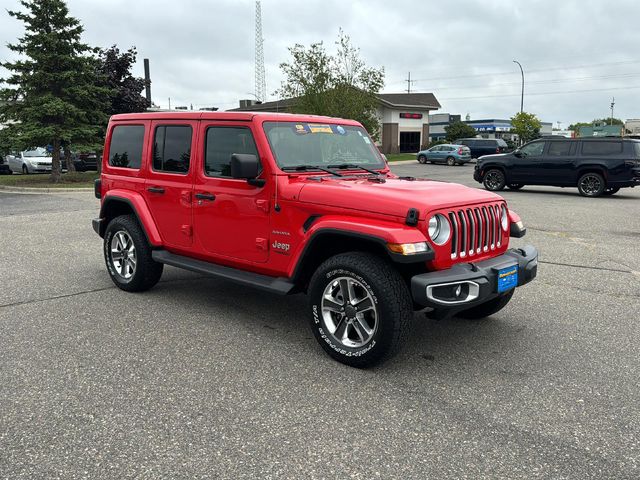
[0,185,94,193]
[389,159,419,165]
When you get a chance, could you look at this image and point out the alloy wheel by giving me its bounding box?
[484,170,504,190]
[109,230,137,280]
[321,276,378,348]
[579,174,602,196]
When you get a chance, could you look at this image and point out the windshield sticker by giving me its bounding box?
[334,125,347,135]
[309,124,333,134]
[294,124,309,135]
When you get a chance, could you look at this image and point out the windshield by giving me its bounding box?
[24,148,50,157]
[263,122,385,170]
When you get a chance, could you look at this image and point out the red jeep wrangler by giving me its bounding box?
[93,112,538,367]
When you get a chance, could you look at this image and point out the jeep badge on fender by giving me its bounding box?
[92,111,538,368]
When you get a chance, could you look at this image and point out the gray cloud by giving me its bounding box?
[1,0,639,125]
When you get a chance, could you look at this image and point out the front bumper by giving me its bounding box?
[411,245,538,315]
[92,217,105,237]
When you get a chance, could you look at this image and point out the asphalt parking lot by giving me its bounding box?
[1,164,639,479]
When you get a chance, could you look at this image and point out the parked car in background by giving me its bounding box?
[455,138,509,158]
[73,152,99,171]
[0,155,12,175]
[417,144,471,166]
[474,137,640,197]
[6,148,52,174]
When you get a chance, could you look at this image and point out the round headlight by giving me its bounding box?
[428,214,451,246]
[501,206,508,231]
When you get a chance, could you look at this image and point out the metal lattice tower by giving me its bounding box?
[254,1,266,103]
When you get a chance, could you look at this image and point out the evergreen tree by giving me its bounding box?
[0,0,109,181]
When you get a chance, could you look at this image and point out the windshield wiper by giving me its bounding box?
[281,165,343,177]
[327,163,384,176]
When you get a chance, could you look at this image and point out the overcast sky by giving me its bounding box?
[2,0,639,127]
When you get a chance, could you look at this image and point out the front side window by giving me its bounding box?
[205,127,259,177]
[153,125,192,174]
[109,125,145,169]
[547,142,572,156]
[264,122,385,169]
[581,141,623,156]
[520,141,545,156]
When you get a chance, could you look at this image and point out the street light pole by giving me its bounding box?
[513,60,524,113]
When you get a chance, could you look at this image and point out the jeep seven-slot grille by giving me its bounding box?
[447,204,503,259]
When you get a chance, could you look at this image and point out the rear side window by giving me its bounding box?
[205,127,259,177]
[153,125,192,174]
[496,139,508,147]
[478,140,494,147]
[581,141,623,155]
[635,143,640,158]
[109,125,144,169]
[548,142,572,156]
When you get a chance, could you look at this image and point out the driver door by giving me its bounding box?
[511,141,546,183]
[193,122,271,264]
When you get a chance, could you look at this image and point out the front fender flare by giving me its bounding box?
[289,216,432,278]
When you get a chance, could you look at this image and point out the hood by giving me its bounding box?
[297,176,503,218]
[478,153,509,162]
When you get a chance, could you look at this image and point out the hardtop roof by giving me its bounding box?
[109,111,362,125]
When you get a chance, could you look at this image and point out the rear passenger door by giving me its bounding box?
[539,141,576,185]
[144,121,197,248]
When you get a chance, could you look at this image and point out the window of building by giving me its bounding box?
[153,125,192,174]
[581,141,623,155]
[109,125,145,169]
[205,127,259,177]
[547,142,572,156]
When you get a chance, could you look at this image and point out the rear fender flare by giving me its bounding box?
[100,190,162,246]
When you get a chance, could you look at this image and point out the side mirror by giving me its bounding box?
[230,153,264,186]
[513,150,523,158]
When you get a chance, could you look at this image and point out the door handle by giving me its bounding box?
[147,186,165,194]
[195,192,216,201]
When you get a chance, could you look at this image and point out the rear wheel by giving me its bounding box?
[457,290,514,320]
[104,215,163,292]
[603,187,620,196]
[446,156,456,166]
[508,183,524,190]
[418,155,427,164]
[308,252,413,368]
[577,172,605,197]
[483,169,506,191]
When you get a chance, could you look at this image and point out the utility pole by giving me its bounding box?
[406,72,414,94]
[513,60,524,113]
[610,97,615,125]
[143,58,152,106]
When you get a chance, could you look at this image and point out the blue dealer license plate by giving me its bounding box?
[497,265,518,293]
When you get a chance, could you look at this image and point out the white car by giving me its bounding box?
[6,148,52,174]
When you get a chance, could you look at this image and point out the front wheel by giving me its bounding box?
[308,252,413,368]
[104,215,164,292]
[483,169,506,191]
[418,155,427,164]
[457,290,514,319]
[22,164,29,174]
[577,172,605,197]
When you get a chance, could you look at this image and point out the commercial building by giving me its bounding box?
[229,92,441,154]
[577,124,623,137]
[625,119,640,135]
[427,113,552,142]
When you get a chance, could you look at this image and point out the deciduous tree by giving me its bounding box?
[510,111,542,144]
[278,31,385,140]
[445,121,477,143]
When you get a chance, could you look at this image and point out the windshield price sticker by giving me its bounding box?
[293,124,349,135]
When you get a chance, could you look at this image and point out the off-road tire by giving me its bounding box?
[577,172,605,197]
[308,252,413,368]
[508,184,524,190]
[457,290,515,320]
[418,155,427,164]
[483,169,506,191]
[104,214,163,292]
[446,156,456,166]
